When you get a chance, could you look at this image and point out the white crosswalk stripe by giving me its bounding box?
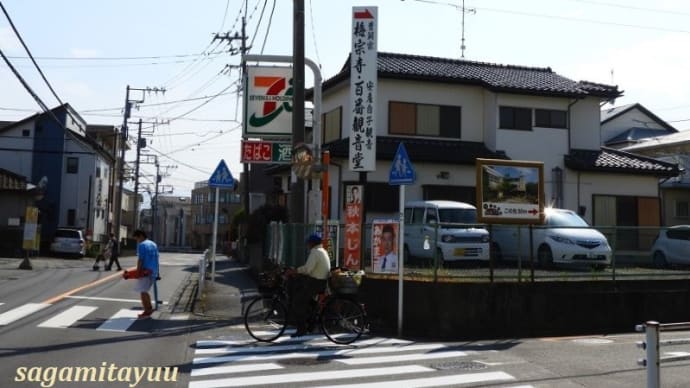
[96,308,140,332]
[38,305,98,328]
[0,303,50,325]
[0,302,147,332]
[188,335,533,388]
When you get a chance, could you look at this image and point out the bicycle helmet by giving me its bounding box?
[306,232,323,244]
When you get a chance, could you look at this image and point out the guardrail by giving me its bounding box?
[636,320,690,388]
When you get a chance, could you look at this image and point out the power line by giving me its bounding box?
[261,0,277,54]
[5,51,227,61]
[570,0,690,17]
[248,0,268,51]
[307,0,322,67]
[406,0,690,34]
[80,88,239,113]
[0,1,64,107]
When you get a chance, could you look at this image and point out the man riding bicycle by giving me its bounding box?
[286,232,331,337]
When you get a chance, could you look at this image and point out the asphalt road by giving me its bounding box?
[2,254,690,388]
[0,253,203,388]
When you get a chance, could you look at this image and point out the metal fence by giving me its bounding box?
[636,321,690,388]
[263,222,690,282]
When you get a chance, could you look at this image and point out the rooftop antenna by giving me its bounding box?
[460,0,476,58]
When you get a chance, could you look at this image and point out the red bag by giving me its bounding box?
[122,269,152,280]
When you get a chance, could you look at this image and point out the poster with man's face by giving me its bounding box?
[371,220,399,274]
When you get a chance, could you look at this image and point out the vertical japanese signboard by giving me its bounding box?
[349,7,377,172]
[344,185,363,269]
[245,66,293,137]
[22,206,39,251]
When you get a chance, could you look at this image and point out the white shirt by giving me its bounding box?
[297,244,331,280]
[378,252,398,273]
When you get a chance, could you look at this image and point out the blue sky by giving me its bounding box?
[2,0,690,197]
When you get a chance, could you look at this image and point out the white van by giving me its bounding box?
[403,200,490,264]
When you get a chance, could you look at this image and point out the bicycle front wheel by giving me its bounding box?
[244,296,288,342]
[321,296,367,344]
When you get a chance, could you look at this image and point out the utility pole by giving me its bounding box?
[114,86,164,242]
[291,0,306,224]
[214,12,249,258]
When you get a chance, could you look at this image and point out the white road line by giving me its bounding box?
[0,303,50,325]
[193,344,459,365]
[188,365,433,388]
[313,371,516,388]
[195,342,447,356]
[96,309,139,332]
[190,362,283,377]
[38,305,98,328]
[191,335,413,353]
[65,295,168,304]
[337,350,468,365]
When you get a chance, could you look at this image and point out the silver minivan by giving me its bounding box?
[403,200,490,264]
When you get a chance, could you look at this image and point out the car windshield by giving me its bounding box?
[438,208,477,224]
[546,210,589,227]
[55,230,80,238]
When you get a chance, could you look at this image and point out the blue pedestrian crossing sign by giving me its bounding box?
[209,159,235,189]
[389,142,416,185]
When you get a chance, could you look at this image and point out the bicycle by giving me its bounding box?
[244,267,367,345]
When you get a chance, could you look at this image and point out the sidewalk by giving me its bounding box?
[190,256,257,325]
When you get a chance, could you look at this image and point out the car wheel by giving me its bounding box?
[537,245,553,269]
[653,251,667,269]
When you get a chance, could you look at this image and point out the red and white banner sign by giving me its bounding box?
[344,185,363,269]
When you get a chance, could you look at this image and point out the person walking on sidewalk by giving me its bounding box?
[132,229,159,319]
[104,233,122,271]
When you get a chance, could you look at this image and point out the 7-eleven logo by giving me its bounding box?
[249,76,293,128]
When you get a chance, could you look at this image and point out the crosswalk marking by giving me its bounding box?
[193,342,459,365]
[312,371,516,388]
[96,309,139,332]
[337,350,468,365]
[38,305,98,328]
[190,362,283,377]
[188,365,434,388]
[0,303,50,325]
[195,341,444,356]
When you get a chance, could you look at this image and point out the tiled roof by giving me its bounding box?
[564,147,679,177]
[600,103,677,131]
[320,52,621,99]
[324,136,508,164]
[605,127,675,146]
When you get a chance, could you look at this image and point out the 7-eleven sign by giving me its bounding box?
[245,66,293,137]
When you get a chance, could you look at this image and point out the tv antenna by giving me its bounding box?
[460,0,476,58]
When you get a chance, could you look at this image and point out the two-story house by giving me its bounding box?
[0,104,116,251]
[290,52,679,252]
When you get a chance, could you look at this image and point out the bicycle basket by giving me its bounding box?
[258,270,282,290]
[329,273,359,295]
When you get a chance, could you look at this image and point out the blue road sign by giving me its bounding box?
[209,159,235,189]
[389,142,416,185]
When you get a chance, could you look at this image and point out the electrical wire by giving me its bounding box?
[0,1,65,108]
[248,0,268,52]
[308,0,322,68]
[260,0,276,55]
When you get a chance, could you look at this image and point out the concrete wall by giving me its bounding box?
[359,278,690,340]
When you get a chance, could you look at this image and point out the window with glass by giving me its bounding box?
[389,101,461,138]
[535,109,568,128]
[322,107,342,143]
[675,201,689,218]
[66,157,79,174]
[499,106,532,130]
